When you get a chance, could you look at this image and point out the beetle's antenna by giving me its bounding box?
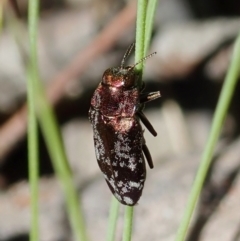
[129,52,157,72]
[120,43,135,69]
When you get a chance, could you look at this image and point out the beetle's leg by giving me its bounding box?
[137,111,157,137]
[140,91,161,104]
[142,137,154,169]
[140,82,145,91]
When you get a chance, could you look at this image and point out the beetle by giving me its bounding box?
[89,43,160,205]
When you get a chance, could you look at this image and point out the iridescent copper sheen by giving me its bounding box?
[89,44,160,205]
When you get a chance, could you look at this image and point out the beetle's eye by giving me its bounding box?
[123,73,136,88]
[102,74,112,85]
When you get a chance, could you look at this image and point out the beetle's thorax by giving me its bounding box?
[91,70,140,117]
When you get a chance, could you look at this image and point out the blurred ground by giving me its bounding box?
[0,0,240,241]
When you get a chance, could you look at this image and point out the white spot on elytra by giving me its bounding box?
[123,196,133,205]
[117,181,123,187]
[121,187,128,194]
[129,181,140,188]
[114,193,122,201]
[91,111,106,162]
[120,162,125,167]
[105,158,110,165]
[108,178,116,190]
[127,157,137,171]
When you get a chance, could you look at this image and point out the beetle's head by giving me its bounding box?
[102,66,138,88]
[102,43,156,89]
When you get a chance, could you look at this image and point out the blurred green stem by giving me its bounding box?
[121,1,158,240]
[106,197,120,241]
[28,0,89,240]
[144,0,158,55]
[122,206,134,241]
[135,0,148,84]
[175,33,240,241]
[28,0,40,240]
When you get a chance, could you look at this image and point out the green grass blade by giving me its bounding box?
[175,33,240,241]
[27,62,39,241]
[106,197,120,241]
[135,0,148,81]
[122,1,158,240]
[28,0,40,240]
[0,1,3,30]
[28,0,89,240]
[35,88,89,241]
[122,206,134,241]
[122,0,148,240]
[144,0,159,56]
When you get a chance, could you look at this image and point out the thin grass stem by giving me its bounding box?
[135,0,148,85]
[27,61,39,241]
[28,0,89,240]
[106,197,120,241]
[175,33,240,241]
[122,206,134,241]
[144,0,158,56]
[121,1,158,240]
[28,0,40,240]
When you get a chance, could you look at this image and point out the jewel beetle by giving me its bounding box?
[89,43,160,206]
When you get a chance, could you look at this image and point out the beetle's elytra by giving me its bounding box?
[89,43,160,206]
